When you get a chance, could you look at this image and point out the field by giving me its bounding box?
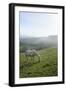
[19,47,58,78]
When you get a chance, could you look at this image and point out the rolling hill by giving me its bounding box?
[20,35,58,52]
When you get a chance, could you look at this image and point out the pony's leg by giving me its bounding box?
[37,55,40,62]
[32,56,34,63]
[33,56,35,63]
[31,56,34,63]
[26,55,28,62]
[28,56,30,62]
[31,56,33,61]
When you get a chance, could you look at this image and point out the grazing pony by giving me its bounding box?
[24,49,40,62]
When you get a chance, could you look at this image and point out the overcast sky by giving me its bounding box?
[20,11,58,37]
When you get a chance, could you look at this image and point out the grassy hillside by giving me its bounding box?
[19,48,58,78]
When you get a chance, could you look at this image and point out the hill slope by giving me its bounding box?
[20,48,58,78]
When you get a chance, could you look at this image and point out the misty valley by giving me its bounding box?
[20,35,57,52]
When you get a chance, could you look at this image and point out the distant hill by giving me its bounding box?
[20,35,58,52]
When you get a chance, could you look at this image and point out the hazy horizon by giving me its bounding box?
[20,35,58,38]
[20,12,58,38]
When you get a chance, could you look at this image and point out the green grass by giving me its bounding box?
[19,48,58,78]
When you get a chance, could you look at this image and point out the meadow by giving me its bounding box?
[19,47,58,78]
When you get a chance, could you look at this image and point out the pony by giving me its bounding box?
[24,49,40,62]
